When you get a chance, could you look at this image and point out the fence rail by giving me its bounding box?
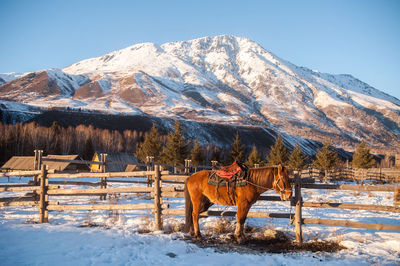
[1,163,399,244]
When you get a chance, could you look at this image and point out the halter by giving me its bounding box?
[272,167,291,194]
[245,166,291,194]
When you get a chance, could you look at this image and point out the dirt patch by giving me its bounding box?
[183,232,345,254]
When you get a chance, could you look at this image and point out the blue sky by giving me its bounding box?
[1,0,399,99]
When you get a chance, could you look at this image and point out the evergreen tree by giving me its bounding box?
[313,139,339,182]
[82,136,95,161]
[190,139,205,165]
[229,132,245,163]
[266,135,289,165]
[135,123,163,162]
[352,140,375,169]
[161,120,189,166]
[287,143,308,170]
[246,145,264,167]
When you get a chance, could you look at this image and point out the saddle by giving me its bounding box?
[208,161,248,205]
[208,161,248,187]
[216,161,245,179]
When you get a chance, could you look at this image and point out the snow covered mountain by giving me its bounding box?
[1,35,399,152]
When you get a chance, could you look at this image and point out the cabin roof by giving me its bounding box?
[1,155,79,171]
[92,152,139,172]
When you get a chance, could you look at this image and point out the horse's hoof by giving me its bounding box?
[194,234,202,241]
[235,235,245,244]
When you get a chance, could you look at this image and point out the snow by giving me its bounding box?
[1,35,400,151]
[0,72,26,82]
[1,176,399,265]
[46,68,89,95]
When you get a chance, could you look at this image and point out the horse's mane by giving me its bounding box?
[247,166,276,188]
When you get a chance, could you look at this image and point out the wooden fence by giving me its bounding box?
[1,164,400,243]
[299,167,400,183]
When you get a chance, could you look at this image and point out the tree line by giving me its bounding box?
[135,121,376,171]
[0,121,145,164]
[0,120,376,171]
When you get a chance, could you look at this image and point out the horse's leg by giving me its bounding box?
[191,192,204,240]
[235,202,251,244]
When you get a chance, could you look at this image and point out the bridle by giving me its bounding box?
[245,166,292,195]
[272,167,292,195]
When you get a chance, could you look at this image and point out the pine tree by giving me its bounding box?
[135,123,163,162]
[313,139,339,182]
[352,140,375,169]
[246,145,264,167]
[161,120,189,166]
[287,143,308,170]
[229,132,245,163]
[190,139,205,165]
[266,135,289,165]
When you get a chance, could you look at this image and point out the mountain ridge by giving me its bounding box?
[1,35,399,153]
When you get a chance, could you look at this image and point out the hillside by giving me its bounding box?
[1,35,399,153]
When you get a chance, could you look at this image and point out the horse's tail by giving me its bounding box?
[184,179,193,233]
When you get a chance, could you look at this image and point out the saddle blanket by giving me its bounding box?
[207,172,248,187]
[207,161,248,187]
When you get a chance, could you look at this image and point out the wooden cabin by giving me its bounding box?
[1,155,81,171]
[90,152,139,172]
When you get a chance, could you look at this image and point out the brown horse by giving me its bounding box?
[184,164,292,243]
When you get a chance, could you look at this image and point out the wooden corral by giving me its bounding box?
[1,150,400,244]
[299,167,400,183]
[1,162,400,244]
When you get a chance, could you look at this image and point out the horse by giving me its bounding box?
[184,164,292,243]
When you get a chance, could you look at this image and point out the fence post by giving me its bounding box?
[39,165,48,223]
[38,150,43,170]
[395,186,400,206]
[146,156,154,187]
[153,164,163,231]
[294,173,303,243]
[100,153,107,200]
[211,160,218,170]
[33,149,38,170]
[184,159,192,174]
[33,150,39,185]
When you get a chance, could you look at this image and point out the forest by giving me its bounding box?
[0,121,226,166]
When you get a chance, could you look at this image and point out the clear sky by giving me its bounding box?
[1,0,399,99]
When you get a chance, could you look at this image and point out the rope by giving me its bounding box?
[245,179,271,190]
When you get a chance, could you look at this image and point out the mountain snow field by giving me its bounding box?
[1,35,399,152]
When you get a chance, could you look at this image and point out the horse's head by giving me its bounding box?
[273,164,292,201]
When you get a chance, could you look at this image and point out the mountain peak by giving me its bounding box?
[1,36,399,152]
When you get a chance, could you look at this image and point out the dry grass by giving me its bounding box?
[137,211,153,233]
[331,229,345,244]
[164,222,185,234]
[107,193,122,224]
[206,218,236,235]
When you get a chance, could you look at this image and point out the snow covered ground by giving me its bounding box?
[0,176,399,265]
